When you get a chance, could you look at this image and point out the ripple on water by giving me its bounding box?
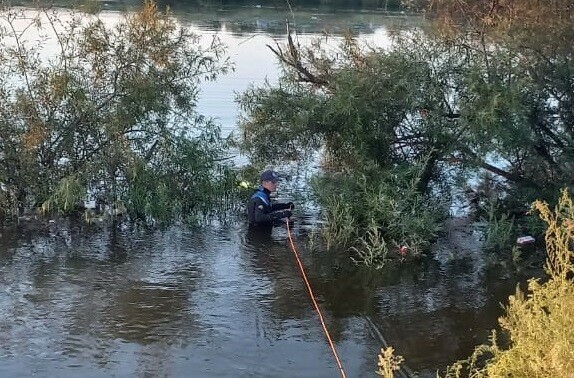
[0,210,521,378]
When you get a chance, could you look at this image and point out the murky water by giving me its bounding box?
[0,213,541,377]
[0,5,543,377]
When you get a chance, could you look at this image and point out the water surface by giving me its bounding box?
[0,214,536,377]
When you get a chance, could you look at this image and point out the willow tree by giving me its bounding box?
[238,0,574,258]
[238,30,451,260]
[426,0,574,211]
[0,1,237,223]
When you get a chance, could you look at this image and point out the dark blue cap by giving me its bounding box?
[260,170,280,183]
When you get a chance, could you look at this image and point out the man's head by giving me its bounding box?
[260,169,280,191]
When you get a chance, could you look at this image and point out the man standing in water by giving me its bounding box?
[247,169,293,230]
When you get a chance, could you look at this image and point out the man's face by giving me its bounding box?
[262,180,278,192]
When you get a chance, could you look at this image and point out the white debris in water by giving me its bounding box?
[516,236,535,246]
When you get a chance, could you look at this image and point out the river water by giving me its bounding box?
[0,5,538,378]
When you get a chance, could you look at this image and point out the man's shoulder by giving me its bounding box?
[250,191,271,207]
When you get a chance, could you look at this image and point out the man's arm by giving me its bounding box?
[252,198,291,225]
[271,202,294,211]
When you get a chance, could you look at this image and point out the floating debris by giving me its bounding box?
[516,236,535,246]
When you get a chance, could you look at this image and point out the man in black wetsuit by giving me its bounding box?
[247,169,293,230]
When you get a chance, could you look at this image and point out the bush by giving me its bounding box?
[377,347,405,377]
[312,162,446,266]
[0,1,238,224]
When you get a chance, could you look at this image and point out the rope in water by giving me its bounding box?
[285,219,347,378]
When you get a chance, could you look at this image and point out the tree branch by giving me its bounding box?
[267,22,328,86]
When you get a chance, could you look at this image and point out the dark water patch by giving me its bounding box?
[0,213,542,377]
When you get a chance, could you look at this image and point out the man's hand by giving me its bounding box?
[282,209,292,218]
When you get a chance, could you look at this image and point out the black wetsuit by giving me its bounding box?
[247,186,291,228]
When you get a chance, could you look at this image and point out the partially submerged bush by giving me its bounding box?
[312,162,446,266]
[481,202,516,254]
[0,1,238,225]
[350,221,389,269]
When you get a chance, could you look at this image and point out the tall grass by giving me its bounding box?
[350,221,389,269]
[482,201,516,253]
[323,195,357,251]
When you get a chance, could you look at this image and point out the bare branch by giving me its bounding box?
[267,22,328,86]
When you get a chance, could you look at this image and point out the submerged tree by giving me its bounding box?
[238,29,450,260]
[238,0,574,259]
[0,1,237,224]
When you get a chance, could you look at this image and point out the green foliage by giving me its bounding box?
[239,31,454,262]
[481,202,516,253]
[125,119,240,224]
[236,0,573,260]
[350,221,389,269]
[239,33,455,179]
[41,175,85,214]
[240,0,574,234]
[238,84,323,166]
[426,0,574,218]
[321,194,357,251]
[0,1,238,223]
[312,162,446,265]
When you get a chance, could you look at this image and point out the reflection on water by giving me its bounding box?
[0,214,531,377]
[86,0,420,37]
[174,6,419,37]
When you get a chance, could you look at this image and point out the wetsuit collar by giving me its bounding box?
[258,186,271,196]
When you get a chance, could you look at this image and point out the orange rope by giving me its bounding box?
[286,220,347,378]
